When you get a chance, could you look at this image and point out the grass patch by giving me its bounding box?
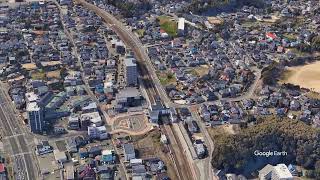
[157,71,177,86]
[31,70,46,80]
[157,16,177,37]
[241,21,260,28]
[287,48,309,57]
[283,33,297,41]
[279,69,294,82]
[216,33,224,42]
[208,124,241,137]
[195,65,210,77]
[133,130,179,180]
[305,91,320,99]
[185,65,210,77]
[55,140,67,151]
[135,29,145,37]
[186,69,198,76]
[292,16,306,29]
[7,166,13,180]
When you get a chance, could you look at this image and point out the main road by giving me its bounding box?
[74,1,262,180]
[75,0,200,179]
[75,0,261,110]
[0,83,37,180]
[75,0,172,107]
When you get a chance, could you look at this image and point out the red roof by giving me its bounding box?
[0,164,5,173]
[266,32,277,40]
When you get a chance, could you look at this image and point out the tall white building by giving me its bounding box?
[27,102,44,134]
[124,57,137,86]
[178,18,185,36]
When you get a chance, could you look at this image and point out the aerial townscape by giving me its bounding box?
[0,0,319,179]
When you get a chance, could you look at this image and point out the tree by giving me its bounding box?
[211,117,320,174]
[305,170,315,178]
[315,161,320,179]
[311,35,320,51]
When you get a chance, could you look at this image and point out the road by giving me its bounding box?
[76,0,262,110]
[54,1,128,179]
[74,1,200,179]
[55,0,111,121]
[74,1,262,180]
[190,106,215,180]
[76,0,172,107]
[0,84,37,180]
[138,51,193,180]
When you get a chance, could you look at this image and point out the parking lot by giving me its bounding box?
[37,153,59,178]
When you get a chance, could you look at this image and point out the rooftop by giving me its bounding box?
[123,143,135,154]
[82,102,97,111]
[178,17,185,30]
[0,163,5,173]
[40,61,62,67]
[124,57,136,67]
[274,164,293,179]
[102,149,113,155]
[81,111,102,125]
[117,87,141,99]
[26,102,40,111]
[25,92,39,102]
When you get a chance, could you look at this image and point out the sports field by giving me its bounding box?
[281,61,320,92]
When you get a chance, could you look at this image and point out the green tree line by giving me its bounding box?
[211,117,320,176]
[105,0,151,17]
[187,0,265,13]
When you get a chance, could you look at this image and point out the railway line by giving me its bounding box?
[161,124,194,180]
[138,61,194,180]
[75,1,197,179]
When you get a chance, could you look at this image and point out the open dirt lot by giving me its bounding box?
[280,61,320,92]
[110,113,153,135]
[208,124,241,138]
[132,130,178,180]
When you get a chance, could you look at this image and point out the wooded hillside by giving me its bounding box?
[188,0,266,13]
[211,117,320,175]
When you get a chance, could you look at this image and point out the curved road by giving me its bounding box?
[74,2,262,180]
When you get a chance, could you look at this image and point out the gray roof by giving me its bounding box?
[259,164,274,176]
[117,87,141,99]
[123,143,135,154]
[82,102,97,111]
[124,58,136,67]
[132,165,146,174]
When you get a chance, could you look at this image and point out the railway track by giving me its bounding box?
[76,1,196,179]
[161,124,194,180]
[138,60,192,180]
[139,62,194,180]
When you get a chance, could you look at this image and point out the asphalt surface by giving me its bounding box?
[74,2,209,180]
[76,0,172,106]
[0,85,36,180]
[54,1,127,179]
[74,2,263,180]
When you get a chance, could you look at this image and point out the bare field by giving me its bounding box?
[208,124,241,139]
[280,61,320,92]
[133,130,179,180]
